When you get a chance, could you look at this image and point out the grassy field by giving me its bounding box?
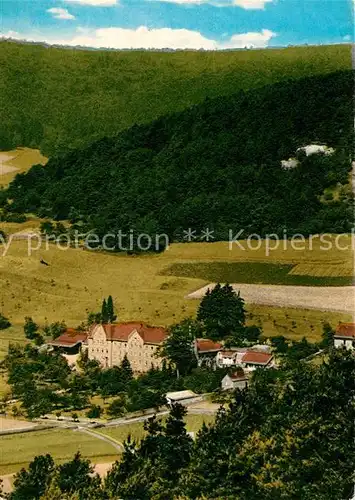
[0,428,119,475]
[0,42,351,155]
[0,414,215,475]
[0,236,352,364]
[163,262,353,286]
[99,414,216,446]
[0,148,47,187]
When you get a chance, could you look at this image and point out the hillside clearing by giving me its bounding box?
[0,148,47,186]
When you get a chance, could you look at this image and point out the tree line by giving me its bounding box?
[1,71,353,245]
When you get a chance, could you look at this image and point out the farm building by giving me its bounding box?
[221,369,249,391]
[195,338,223,367]
[217,347,274,371]
[46,329,87,355]
[333,323,355,350]
[166,390,199,406]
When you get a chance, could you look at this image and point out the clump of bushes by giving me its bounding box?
[0,313,11,330]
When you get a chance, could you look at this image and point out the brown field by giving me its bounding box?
[0,148,47,186]
[188,283,354,314]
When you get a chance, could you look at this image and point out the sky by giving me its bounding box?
[0,0,353,50]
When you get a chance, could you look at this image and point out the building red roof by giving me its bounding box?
[220,350,237,358]
[229,369,248,381]
[196,339,223,353]
[242,351,273,365]
[93,323,167,344]
[335,323,355,339]
[48,329,87,347]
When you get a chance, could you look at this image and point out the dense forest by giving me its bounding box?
[7,349,355,500]
[0,41,351,155]
[3,70,353,242]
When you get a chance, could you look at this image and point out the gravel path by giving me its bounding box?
[188,283,355,313]
[75,427,123,452]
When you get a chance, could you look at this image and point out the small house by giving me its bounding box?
[195,338,223,368]
[46,329,87,355]
[241,351,274,371]
[221,369,248,391]
[334,323,355,350]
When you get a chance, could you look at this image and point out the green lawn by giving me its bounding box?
[0,428,119,475]
[0,414,215,475]
[98,413,216,447]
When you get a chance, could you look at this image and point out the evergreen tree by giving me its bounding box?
[197,283,246,340]
[120,354,133,382]
[23,317,39,340]
[158,318,199,377]
[320,321,335,349]
[53,452,99,498]
[106,295,116,323]
[100,299,108,323]
[10,454,55,500]
[0,312,11,330]
[105,403,192,499]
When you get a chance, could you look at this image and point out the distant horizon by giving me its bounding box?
[0,36,353,52]
[1,0,352,50]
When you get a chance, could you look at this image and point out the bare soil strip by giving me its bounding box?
[188,283,355,314]
[0,417,36,432]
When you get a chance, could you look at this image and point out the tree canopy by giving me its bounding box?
[8,349,355,499]
[3,71,353,241]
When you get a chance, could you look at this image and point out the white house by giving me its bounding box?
[216,349,246,368]
[216,347,273,371]
[333,323,355,350]
[241,351,274,371]
[221,369,249,391]
[194,338,223,368]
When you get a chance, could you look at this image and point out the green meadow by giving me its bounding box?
[0,235,352,365]
[162,261,353,286]
[0,414,215,475]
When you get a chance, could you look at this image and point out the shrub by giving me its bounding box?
[0,313,11,330]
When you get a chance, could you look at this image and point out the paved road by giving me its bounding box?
[188,283,355,313]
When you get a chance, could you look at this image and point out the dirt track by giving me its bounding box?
[0,417,36,432]
[188,283,355,314]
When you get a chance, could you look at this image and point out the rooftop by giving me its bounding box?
[91,322,167,344]
[335,323,355,339]
[47,329,87,347]
[196,338,223,353]
[242,351,273,365]
[166,390,197,401]
[229,369,248,381]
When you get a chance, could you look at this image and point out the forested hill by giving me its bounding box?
[0,41,351,155]
[4,70,354,242]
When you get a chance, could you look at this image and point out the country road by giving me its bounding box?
[75,427,123,452]
[188,283,355,313]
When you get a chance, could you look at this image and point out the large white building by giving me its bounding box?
[87,322,167,373]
